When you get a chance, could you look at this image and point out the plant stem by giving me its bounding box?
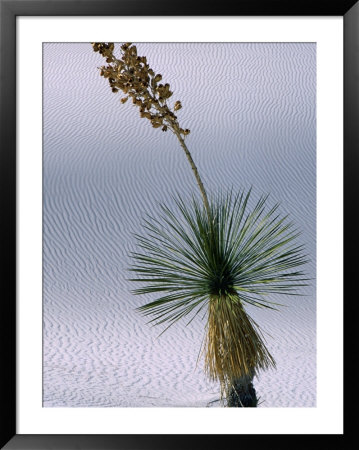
[172,129,211,218]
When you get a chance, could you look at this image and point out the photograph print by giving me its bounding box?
[42,42,316,408]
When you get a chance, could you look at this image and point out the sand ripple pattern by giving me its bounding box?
[43,43,316,407]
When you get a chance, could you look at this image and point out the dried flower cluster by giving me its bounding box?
[92,42,190,136]
[92,42,209,215]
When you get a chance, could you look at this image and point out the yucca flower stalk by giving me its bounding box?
[93,43,308,406]
[92,42,210,215]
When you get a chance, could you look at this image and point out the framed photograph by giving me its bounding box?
[1,1,356,448]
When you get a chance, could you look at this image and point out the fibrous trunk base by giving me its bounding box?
[204,295,275,406]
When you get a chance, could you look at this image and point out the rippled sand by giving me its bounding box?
[43,43,316,407]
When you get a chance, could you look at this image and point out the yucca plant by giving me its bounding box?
[129,193,307,405]
[93,42,308,406]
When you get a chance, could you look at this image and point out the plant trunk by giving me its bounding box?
[227,373,258,407]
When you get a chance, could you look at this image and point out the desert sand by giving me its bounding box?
[42,43,316,407]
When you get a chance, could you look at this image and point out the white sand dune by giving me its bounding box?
[43,43,316,407]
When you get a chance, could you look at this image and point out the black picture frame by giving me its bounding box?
[1,1,356,448]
